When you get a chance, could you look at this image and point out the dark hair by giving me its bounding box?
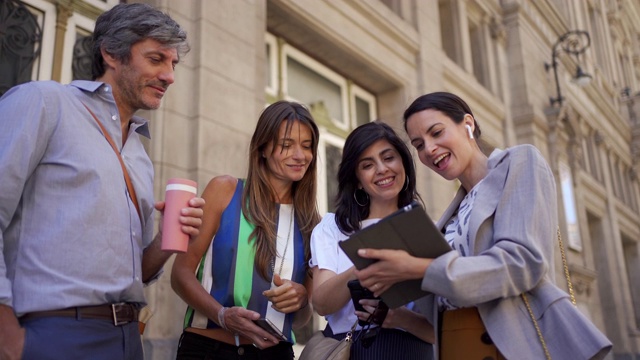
[243,100,321,280]
[403,92,481,139]
[91,3,189,79]
[335,121,420,234]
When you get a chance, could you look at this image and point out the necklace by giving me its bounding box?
[273,205,294,277]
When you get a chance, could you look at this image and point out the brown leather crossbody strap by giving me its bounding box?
[83,104,142,222]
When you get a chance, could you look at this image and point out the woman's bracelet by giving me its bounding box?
[217,306,229,330]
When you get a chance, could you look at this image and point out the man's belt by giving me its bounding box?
[20,303,139,326]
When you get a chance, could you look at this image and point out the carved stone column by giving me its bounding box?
[51,0,73,82]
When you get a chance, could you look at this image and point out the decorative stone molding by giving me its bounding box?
[594,130,604,145]
[308,100,333,131]
[489,17,506,45]
[568,263,598,297]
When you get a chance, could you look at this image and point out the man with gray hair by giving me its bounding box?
[0,3,203,359]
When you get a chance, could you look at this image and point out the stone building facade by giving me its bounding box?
[3,0,640,358]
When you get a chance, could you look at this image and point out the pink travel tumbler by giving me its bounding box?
[161,178,198,253]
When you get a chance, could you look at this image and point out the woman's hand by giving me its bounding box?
[355,300,435,343]
[355,249,432,297]
[354,299,388,325]
[220,306,282,349]
[357,299,406,329]
[263,274,309,313]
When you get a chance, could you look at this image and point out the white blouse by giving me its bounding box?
[438,180,483,310]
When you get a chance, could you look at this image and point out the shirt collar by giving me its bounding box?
[70,80,151,139]
[70,80,104,92]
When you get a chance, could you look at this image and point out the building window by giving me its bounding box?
[283,45,349,131]
[323,140,343,212]
[72,35,93,81]
[588,4,609,81]
[584,131,604,183]
[629,170,639,213]
[0,0,56,96]
[559,161,582,251]
[439,0,460,66]
[611,161,638,212]
[266,34,377,213]
[0,0,42,96]
[609,157,623,201]
[265,33,278,98]
[468,21,486,86]
[622,235,640,330]
[439,0,498,93]
[60,12,95,83]
[351,84,376,128]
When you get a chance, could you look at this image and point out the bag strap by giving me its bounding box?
[557,227,576,305]
[521,227,576,360]
[521,293,551,359]
[344,318,359,342]
[83,104,142,221]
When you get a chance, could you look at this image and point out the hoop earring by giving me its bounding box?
[403,176,409,192]
[353,189,369,207]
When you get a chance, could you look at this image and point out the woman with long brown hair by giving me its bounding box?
[172,101,320,359]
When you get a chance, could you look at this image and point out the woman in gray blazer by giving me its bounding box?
[354,92,611,360]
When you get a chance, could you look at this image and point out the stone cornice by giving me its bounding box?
[69,0,103,20]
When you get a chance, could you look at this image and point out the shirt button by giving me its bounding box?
[132,231,136,237]
[112,115,117,121]
[135,276,140,281]
[104,86,109,92]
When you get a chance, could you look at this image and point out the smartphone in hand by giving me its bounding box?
[347,279,380,326]
[252,318,287,341]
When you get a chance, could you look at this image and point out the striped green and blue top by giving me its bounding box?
[183,179,306,342]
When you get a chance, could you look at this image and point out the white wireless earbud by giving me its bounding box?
[465,125,474,139]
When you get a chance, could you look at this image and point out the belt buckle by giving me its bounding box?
[111,303,129,326]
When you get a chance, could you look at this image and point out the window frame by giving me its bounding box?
[281,44,350,131]
[82,0,118,11]
[21,0,57,81]
[350,83,378,128]
[60,13,95,84]
[559,160,583,251]
[317,129,345,214]
[265,32,278,97]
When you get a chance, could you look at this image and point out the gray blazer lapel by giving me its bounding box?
[435,149,511,254]
[466,149,510,253]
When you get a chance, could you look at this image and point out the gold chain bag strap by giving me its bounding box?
[521,228,576,360]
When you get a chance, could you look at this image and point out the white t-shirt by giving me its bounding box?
[309,213,381,333]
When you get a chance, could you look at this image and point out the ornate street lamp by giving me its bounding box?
[544,30,592,107]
